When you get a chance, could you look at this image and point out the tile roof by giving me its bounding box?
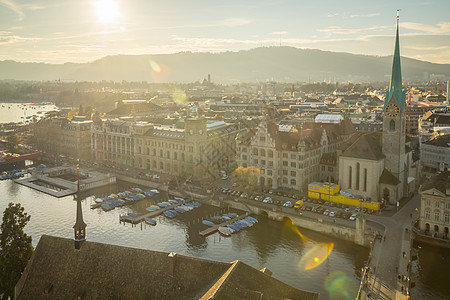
[379,168,400,185]
[420,171,450,195]
[340,132,385,160]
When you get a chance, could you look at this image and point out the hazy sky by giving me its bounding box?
[1,0,449,64]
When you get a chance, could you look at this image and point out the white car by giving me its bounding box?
[153,174,160,180]
[323,209,330,216]
[283,201,293,208]
[222,175,229,180]
[349,213,357,221]
[240,193,248,198]
[263,197,273,204]
[329,211,336,217]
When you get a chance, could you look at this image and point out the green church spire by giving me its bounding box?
[385,10,405,111]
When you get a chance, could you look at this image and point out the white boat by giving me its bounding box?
[218,226,234,237]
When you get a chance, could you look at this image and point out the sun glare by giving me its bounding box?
[94,0,119,23]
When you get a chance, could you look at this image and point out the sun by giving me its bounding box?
[94,0,119,23]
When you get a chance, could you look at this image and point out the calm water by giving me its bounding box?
[410,242,450,299]
[0,177,368,299]
[0,102,58,124]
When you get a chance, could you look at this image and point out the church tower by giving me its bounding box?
[73,162,86,249]
[382,10,408,200]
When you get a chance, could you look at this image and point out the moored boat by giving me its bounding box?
[202,220,215,226]
[218,226,234,237]
[144,217,157,226]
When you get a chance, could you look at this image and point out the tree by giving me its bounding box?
[5,134,21,154]
[0,203,33,299]
[231,166,262,194]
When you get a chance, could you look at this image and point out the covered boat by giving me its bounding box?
[202,220,215,227]
[144,217,157,226]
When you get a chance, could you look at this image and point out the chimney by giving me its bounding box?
[168,252,177,276]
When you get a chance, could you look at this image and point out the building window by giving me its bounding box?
[390,119,395,132]
[435,212,440,222]
[253,148,258,155]
[254,159,258,164]
[291,179,296,185]
[268,150,273,158]
[283,177,288,184]
[363,168,367,192]
[283,153,288,158]
[242,154,247,160]
[328,166,333,172]
[260,149,265,157]
[283,170,288,175]
[267,170,272,176]
[445,214,450,223]
[426,199,431,206]
[269,161,273,167]
[291,154,296,159]
[283,161,288,167]
[356,163,360,190]
[261,160,266,166]
[435,201,440,208]
[291,162,296,168]
[425,210,430,220]
[260,136,265,142]
[291,171,296,177]
[349,166,352,189]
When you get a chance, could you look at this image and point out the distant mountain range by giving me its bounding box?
[1,47,449,83]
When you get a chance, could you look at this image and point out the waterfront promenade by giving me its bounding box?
[359,193,420,299]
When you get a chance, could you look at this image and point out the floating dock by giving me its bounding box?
[119,202,183,224]
[15,177,75,197]
[199,213,249,236]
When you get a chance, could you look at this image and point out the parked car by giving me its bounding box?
[323,209,330,216]
[283,201,293,208]
[263,197,273,204]
[329,211,336,217]
[349,213,357,221]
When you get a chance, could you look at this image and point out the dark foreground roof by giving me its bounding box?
[15,235,318,300]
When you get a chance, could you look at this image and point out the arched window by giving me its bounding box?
[348,166,352,189]
[356,163,360,190]
[389,119,395,132]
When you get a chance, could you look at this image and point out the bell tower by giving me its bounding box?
[382,10,407,199]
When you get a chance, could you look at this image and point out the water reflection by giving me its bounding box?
[0,178,369,299]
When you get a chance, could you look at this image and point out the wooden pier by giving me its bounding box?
[119,202,183,224]
[199,213,249,236]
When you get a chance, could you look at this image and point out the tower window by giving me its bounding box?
[389,120,395,132]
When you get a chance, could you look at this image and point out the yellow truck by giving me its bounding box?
[294,200,304,209]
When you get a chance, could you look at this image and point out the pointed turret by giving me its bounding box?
[385,9,406,111]
[73,162,86,249]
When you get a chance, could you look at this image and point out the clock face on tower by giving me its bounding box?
[385,103,400,117]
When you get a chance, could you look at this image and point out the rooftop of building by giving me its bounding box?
[420,170,450,196]
[423,134,450,147]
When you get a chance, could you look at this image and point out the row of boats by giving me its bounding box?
[93,188,160,211]
[142,198,202,226]
[1,170,25,180]
[202,214,258,237]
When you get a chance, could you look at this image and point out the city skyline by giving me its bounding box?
[1,0,449,64]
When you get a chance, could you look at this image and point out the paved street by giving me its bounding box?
[359,193,420,299]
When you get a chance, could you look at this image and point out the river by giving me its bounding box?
[0,102,58,124]
[0,176,368,299]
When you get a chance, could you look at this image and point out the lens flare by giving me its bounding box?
[298,242,334,270]
[172,90,187,105]
[325,271,358,300]
[285,218,334,270]
[149,60,161,73]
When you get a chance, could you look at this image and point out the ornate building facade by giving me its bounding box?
[236,118,355,191]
